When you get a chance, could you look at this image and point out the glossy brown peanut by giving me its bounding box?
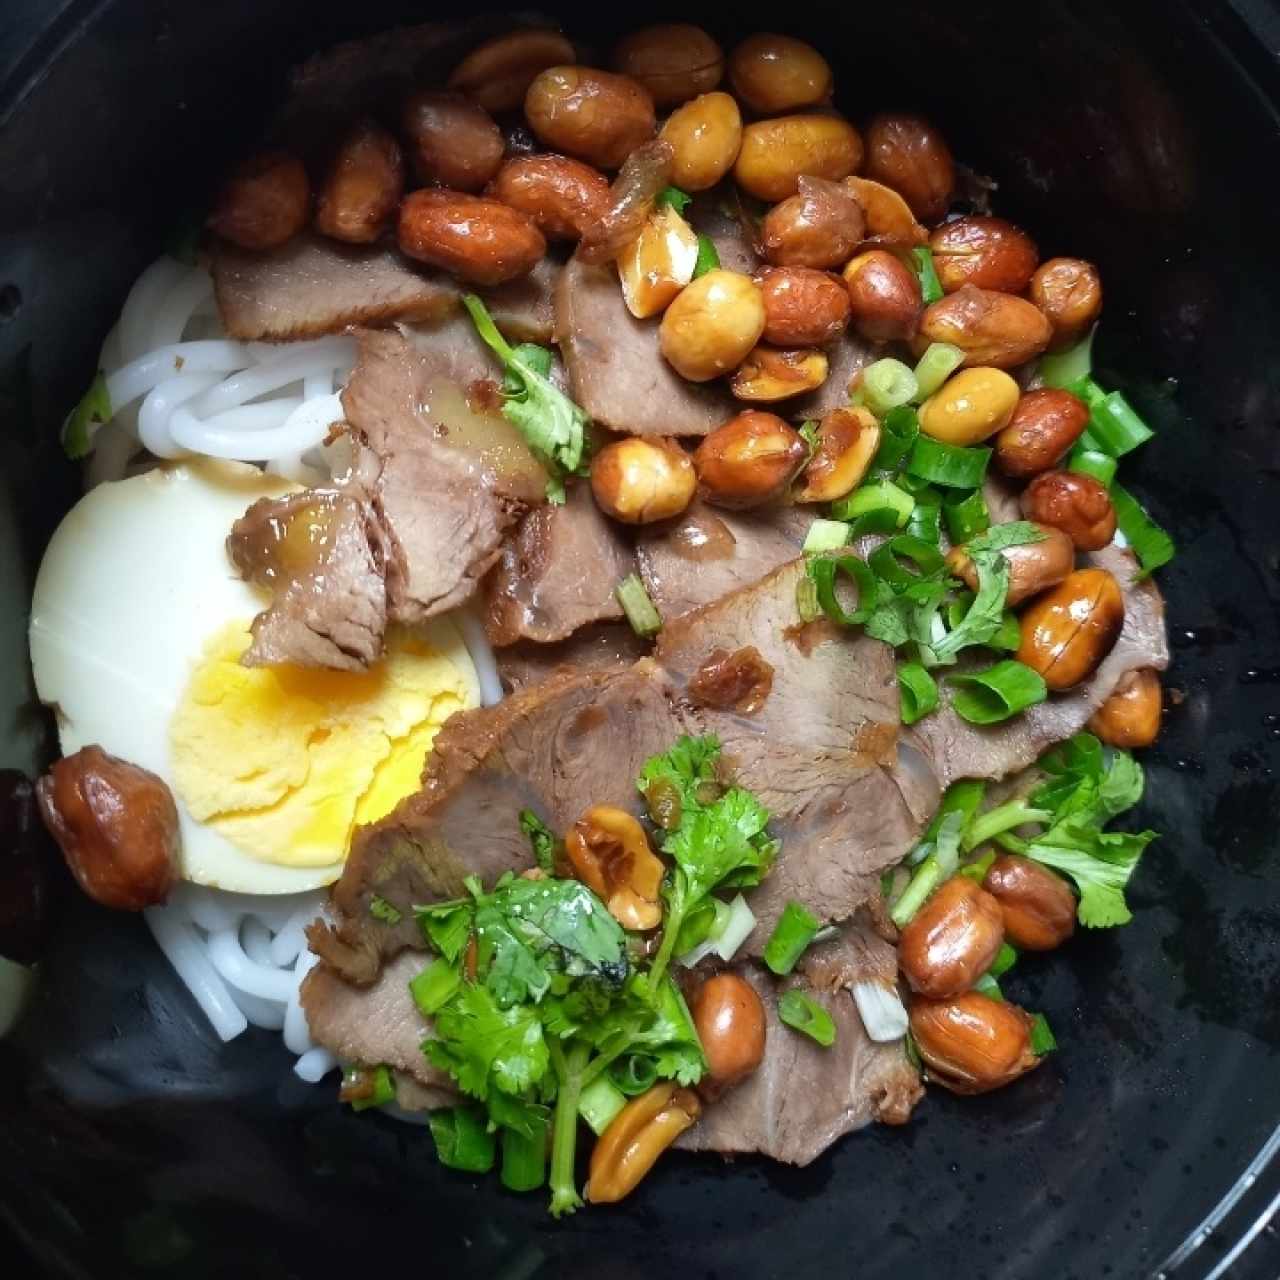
[864,114,954,223]
[761,174,865,269]
[525,66,656,169]
[842,250,921,341]
[402,91,504,191]
[898,876,1005,999]
[1030,256,1103,352]
[995,388,1090,477]
[919,367,1021,446]
[486,154,610,240]
[1021,470,1117,551]
[612,24,724,107]
[1016,568,1125,690]
[793,406,880,502]
[208,150,310,250]
[448,28,577,114]
[947,524,1075,607]
[591,437,696,523]
[660,92,742,191]
[314,124,404,244]
[617,201,699,317]
[916,285,1053,368]
[844,177,928,246]
[693,411,808,508]
[755,266,851,346]
[586,1082,701,1203]
[36,746,178,911]
[398,189,545,285]
[984,855,1077,951]
[734,114,862,202]
[727,33,833,114]
[929,216,1039,294]
[909,991,1041,1095]
[730,345,828,401]
[658,269,766,381]
[1088,668,1163,748]
[565,805,665,929]
[690,972,767,1092]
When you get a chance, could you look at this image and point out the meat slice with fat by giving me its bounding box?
[497,622,651,695]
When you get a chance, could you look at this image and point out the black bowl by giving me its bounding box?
[2,2,1279,1276]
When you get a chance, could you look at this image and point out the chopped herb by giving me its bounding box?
[343,1063,396,1111]
[989,941,1018,978]
[906,435,991,488]
[520,809,560,873]
[898,660,939,725]
[911,246,944,304]
[1111,485,1175,578]
[369,895,402,925]
[799,418,821,457]
[616,572,663,637]
[1038,330,1094,389]
[808,553,877,626]
[890,810,966,927]
[577,1075,627,1134]
[429,1105,497,1173]
[861,358,919,417]
[501,1111,550,1192]
[830,478,915,527]
[913,342,965,400]
[802,518,852,554]
[943,488,990,544]
[763,901,821,976]
[62,372,111,460]
[1029,1013,1058,1056]
[409,957,462,1017]
[693,233,720,277]
[655,186,692,214]
[778,991,836,1047]
[1067,446,1117,488]
[609,1053,660,1096]
[947,660,1048,724]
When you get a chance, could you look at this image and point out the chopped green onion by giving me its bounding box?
[803,518,852,554]
[958,849,996,882]
[948,660,1048,724]
[685,893,756,966]
[892,810,967,926]
[868,534,945,588]
[578,1076,627,1135]
[861,358,919,416]
[830,478,915,526]
[763,901,821,975]
[907,435,992,488]
[369,894,402,925]
[1067,446,1117,488]
[347,1064,395,1112]
[943,489,990,544]
[1038,329,1094,389]
[905,486,942,545]
[1029,1012,1058,1056]
[62,372,111,460]
[911,246,944,305]
[871,404,920,473]
[989,610,1021,652]
[693,233,720,278]
[963,800,1051,853]
[674,897,718,954]
[609,1055,659,1098]
[1069,378,1154,456]
[429,1106,497,1173]
[1111,485,1175,577]
[898,661,939,725]
[913,342,965,400]
[923,781,986,847]
[778,991,836,1047]
[616,573,663,637]
[973,972,1003,1001]
[795,573,821,623]
[655,186,692,214]
[809,554,877,626]
[989,941,1018,978]
[501,1115,548,1192]
[409,958,461,1017]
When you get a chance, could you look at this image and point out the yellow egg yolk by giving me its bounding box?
[169,622,472,868]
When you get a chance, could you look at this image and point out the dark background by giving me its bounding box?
[1,1,1279,1276]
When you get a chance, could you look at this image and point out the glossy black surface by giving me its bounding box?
[1,1,1279,1276]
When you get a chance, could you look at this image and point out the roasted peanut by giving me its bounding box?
[929,216,1039,294]
[586,1082,701,1203]
[919,366,1021,445]
[984,855,1077,951]
[612,24,724,107]
[730,345,828,402]
[915,285,1053,369]
[1088,668,1162,748]
[448,28,577,114]
[565,805,665,929]
[36,746,179,911]
[761,174,865,269]
[486,153,610,241]
[909,991,1041,1095]
[398,189,545,285]
[618,203,700,318]
[734,114,863,202]
[591,437,696,523]
[864,114,955,223]
[690,972,767,1093]
[794,405,880,502]
[402,91,504,192]
[1021,470,1117,551]
[994,388,1090,477]
[842,250,921,342]
[727,33,833,114]
[948,523,1075,607]
[314,123,404,244]
[898,876,1005,999]
[755,266,851,346]
[208,150,310,250]
[693,410,808,508]
[525,66,656,169]
[1017,568,1125,691]
[660,92,743,191]
[659,269,766,381]
[844,177,928,247]
[1030,257,1103,352]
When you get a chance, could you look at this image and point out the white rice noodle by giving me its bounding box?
[457,607,504,707]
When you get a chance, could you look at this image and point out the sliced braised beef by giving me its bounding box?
[677,960,922,1164]
[497,623,651,695]
[687,191,760,276]
[484,483,634,646]
[790,329,876,418]
[554,257,736,437]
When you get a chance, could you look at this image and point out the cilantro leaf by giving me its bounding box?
[1025,825,1155,927]
[520,809,560,873]
[655,186,692,214]
[417,899,473,963]
[636,733,722,811]
[424,984,550,1098]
